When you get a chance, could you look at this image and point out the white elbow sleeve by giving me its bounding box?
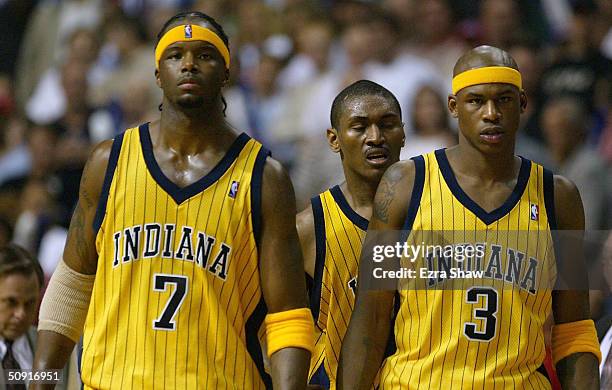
[38,259,95,342]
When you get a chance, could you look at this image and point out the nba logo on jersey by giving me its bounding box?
[184,24,192,38]
[530,203,539,221]
[229,181,239,198]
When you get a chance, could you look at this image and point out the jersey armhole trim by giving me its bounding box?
[543,168,557,230]
[310,195,326,322]
[402,155,425,231]
[93,132,125,235]
[245,297,272,388]
[251,146,271,252]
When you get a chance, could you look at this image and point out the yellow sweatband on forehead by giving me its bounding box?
[452,66,522,94]
[155,24,230,69]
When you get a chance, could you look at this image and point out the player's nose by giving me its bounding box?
[482,100,501,122]
[365,124,384,145]
[181,51,199,72]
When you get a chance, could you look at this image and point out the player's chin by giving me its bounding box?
[475,138,513,153]
[177,95,206,109]
[362,164,389,180]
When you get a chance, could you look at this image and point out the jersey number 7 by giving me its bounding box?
[152,274,188,331]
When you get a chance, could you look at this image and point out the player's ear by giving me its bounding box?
[155,69,161,88]
[519,89,527,113]
[222,68,230,87]
[401,122,406,147]
[327,127,340,153]
[448,94,458,118]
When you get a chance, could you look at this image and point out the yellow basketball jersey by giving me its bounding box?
[378,150,557,389]
[308,185,368,389]
[81,124,271,390]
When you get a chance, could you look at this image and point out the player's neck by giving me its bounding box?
[341,175,378,211]
[156,109,233,155]
[448,144,518,182]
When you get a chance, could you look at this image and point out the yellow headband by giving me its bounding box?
[155,24,230,69]
[452,66,522,94]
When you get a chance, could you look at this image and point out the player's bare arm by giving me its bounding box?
[297,205,316,279]
[31,140,111,388]
[551,175,600,389]
[337,160,414,390]
[259,157,312,389]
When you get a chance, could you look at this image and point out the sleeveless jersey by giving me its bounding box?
[308,185,368,389]
[81,124,271,390]
[379,149,557,389]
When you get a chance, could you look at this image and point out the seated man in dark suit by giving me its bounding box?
[0,244,43,389]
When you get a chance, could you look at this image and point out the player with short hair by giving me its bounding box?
[298,80,405,389]
[338,46,600,389]
[32,11,313,390]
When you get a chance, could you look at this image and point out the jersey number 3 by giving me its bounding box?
[463,286,498,342]
[153,274,188,331]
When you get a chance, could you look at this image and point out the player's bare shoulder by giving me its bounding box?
[372,159,417,229]
[297,204,315,278]
[261,156,297,213]
[553,174,585,230]
[80,139,115,207]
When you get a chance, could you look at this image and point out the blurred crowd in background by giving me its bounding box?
[0,0,610,297]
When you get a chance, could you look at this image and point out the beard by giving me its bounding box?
[176,94,206,109]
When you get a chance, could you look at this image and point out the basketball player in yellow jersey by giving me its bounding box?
[31,11,314,390]
[338,45,601,389]
[297,80,405,389]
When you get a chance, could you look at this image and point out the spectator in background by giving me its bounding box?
[0,116,29,188]
[0,125,59,231]
[592,0,612,61]
[89,14,159,115]
[541,97,611,231]
[50,60,99,221]
[400,85,455,160]
[540,3,612,142]
[0,0,38,78]
[289,7,443,207]
[235,1,283,85]
[15,0,102,110]
[0,74,15,119]
[0,244,43,389]
[599,109,612,164]
[0,218,12,248]
[26,27,100,125]
[473,0,526,50]
[281,0,325,45]
[225,51,288,148]
[362,11,444,132]
[12,179,59,257]
[509,39,554,167]
[330,0,376,32]
[509,39,545,140]
[381,0,417,42]
[277,18,337,91]
[405,0,468,81]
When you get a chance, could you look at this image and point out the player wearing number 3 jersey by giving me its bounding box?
[32,11,313,390]
[338,46,601,389]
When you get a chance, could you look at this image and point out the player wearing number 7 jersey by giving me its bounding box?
[31,11,313,390]
[338,46,601,389]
